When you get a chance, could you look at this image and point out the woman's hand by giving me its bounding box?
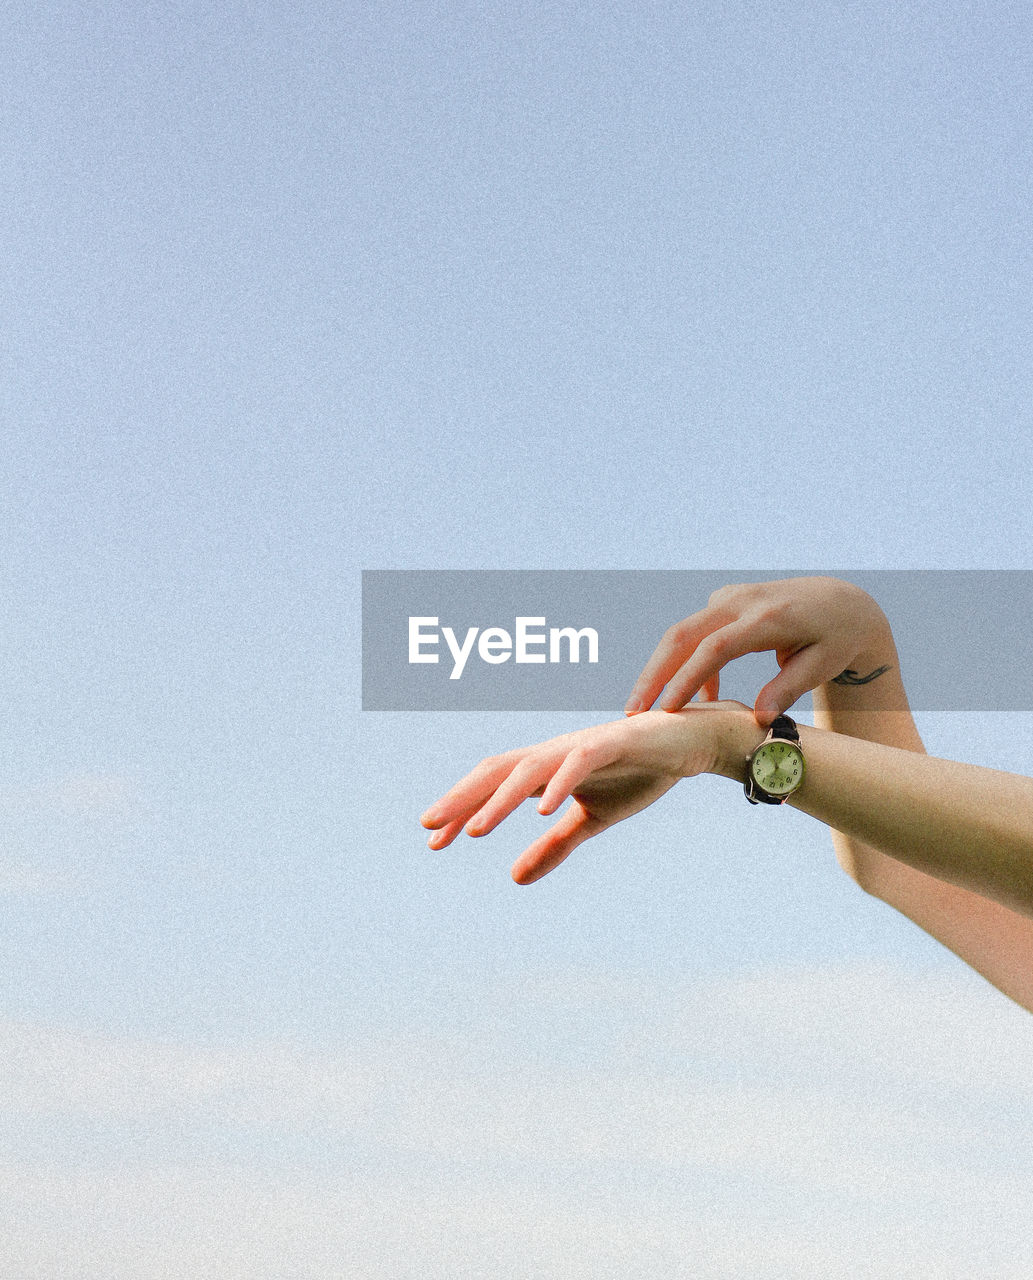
[624,577,895,725]
[420,704,755,884]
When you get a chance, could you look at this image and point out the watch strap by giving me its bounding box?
[745,777,784,805]
[767,714,799,743]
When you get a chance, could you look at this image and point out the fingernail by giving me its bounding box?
[420,810,439,827]
[624,698,642,715]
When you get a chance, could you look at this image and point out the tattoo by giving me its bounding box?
[832,665,891,686]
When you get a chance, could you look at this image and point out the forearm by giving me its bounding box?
[810,624,925,894]
[787,729,1033,914]
[709,703,1033,1010]
[815,634,1033,1002]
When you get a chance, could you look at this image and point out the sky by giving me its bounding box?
[2,0,1033,1275]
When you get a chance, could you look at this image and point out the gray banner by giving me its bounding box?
[361,571,1032,711]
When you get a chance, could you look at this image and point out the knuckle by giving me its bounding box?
[511,757,543,783]
[663,619,693,647]
[753,601,789,628]
[708,582,749,608]
[474,753,509,776]
[699,630,734,661]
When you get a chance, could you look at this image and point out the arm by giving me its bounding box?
[422,701,1033,1012]
[625,577,1033,1009]
[810,629,1033,1011]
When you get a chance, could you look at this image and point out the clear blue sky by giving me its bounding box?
[3,1,1033,1274]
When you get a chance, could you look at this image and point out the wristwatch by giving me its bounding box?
[744,714,806,805]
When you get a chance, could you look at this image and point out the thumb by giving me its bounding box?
[754,644,830,725]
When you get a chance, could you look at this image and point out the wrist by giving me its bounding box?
[818,623,911,721]
[826,617,898,689]
[697,702,769,784]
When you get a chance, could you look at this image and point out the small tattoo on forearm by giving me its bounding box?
[832,665,891,686]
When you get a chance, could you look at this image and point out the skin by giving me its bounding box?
[421,704,736,886]
[422,578,1033,1012]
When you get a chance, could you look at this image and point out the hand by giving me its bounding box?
[624,577,893,725]
[420,704,752,884]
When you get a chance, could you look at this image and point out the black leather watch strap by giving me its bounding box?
[767,714,799,743]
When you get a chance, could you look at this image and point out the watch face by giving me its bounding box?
[750,740,805,796]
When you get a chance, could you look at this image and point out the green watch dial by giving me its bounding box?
[749,740,805,796]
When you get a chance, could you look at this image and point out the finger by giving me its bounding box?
[753,643,832,724]
[420,754,518,829]
[624,609,720,714]
[537,743,613,816]
[425,818,466,850]
[657,618,768,711]
[465,757,555,837]
[511,803,607,885]
[699,672,721,702]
